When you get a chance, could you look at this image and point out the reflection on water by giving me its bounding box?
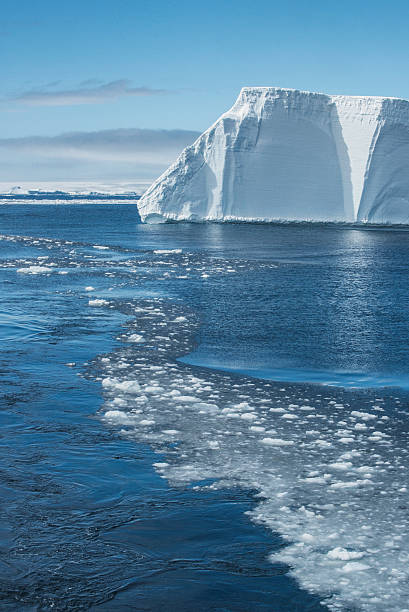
[179,225,409,386]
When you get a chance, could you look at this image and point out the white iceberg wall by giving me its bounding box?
[138,88,409,223]
[357,98,409,223]
[223,89,346,221]
[331,95,383,221]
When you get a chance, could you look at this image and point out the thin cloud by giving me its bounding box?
[0,127,200,181]
[7,80,170,107]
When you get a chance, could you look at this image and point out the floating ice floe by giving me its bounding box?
[88,298,109,307]
[127,333,145,343]
[17,265,54,274]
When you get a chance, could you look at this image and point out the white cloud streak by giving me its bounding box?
[6,80,170,107]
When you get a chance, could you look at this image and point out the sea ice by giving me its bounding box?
[17,265,54,274]
[88,298,109,306]
[93,295,409,611]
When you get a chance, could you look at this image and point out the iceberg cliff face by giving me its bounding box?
[138,88,409,224]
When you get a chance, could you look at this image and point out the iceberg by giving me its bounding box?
[138,87,409,224]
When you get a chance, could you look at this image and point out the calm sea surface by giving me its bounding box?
[1,203,409,611]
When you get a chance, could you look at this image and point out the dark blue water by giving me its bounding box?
[1,204,409,610]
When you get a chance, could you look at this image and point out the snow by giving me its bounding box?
[138,87,409,224]
[0,180,149,196]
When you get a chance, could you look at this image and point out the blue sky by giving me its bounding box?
[1,0,409,183]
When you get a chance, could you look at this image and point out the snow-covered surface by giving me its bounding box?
[0,181,150,196]
[138,87,409,224]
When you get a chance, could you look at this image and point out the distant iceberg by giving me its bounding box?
[138,87,409,224]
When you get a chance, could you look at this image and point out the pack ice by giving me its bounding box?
[138,87,409,224]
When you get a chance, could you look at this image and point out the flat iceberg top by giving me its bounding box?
[139,87,409,225]
[239,85,405,101]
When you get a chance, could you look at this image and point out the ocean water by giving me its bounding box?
[1,204,409,611]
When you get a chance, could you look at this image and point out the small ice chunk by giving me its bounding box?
[102,378,141,394]
[328,462,353,471]
[330,479,372,489]
[208,440,220,449]
[127,333,144,343]
[350,411,377,421]
[300,533,315,543]
[261,437,294,447]
[302,475,329,484]
[175,396,199,403]
[17,265,53,274]
[327,547,365,560]
[144,385,165,394]
[341,562,370,573]
[103,410,135,425]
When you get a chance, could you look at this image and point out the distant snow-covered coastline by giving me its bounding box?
[0,181,149,198]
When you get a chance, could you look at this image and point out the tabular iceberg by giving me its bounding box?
[138,87,409,224]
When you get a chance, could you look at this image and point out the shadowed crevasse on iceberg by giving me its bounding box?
[138,88,409,224]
